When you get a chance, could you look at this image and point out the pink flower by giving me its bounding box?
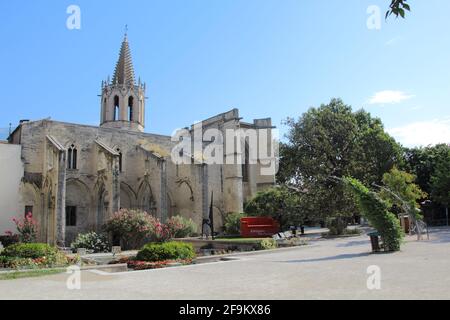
[11,214,38,243]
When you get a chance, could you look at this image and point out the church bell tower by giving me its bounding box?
[100,32,146,132]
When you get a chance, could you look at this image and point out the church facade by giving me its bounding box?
[3,35,277,246]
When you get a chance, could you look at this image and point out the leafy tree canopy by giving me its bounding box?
[430,148,450,208]
[278,99,403,187]
[387,0,411,19]
[403,144,450,207]
[277,99,403,231]
[380,167,427,209]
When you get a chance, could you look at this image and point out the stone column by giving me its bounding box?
[120,94,127,121]
[222,120,244,214]
[56,150,67,247]
[159,159,168,222]
[111,155,120,216]
[201,163,209,220]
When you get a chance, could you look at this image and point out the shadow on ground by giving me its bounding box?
[336,240,370,248]
[427,227,450,244]
[280,252,372,264]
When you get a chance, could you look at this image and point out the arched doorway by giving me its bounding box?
[138,181,156,216]
[65,179,91,244]
[120,183,136,210]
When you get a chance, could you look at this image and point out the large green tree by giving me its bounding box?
[403,144,450,197]
[430,148,450,209]
[278,98,403,231]
[278,99,402,186]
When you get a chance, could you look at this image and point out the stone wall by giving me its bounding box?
[4,108,276,244]
[0,144,24,235]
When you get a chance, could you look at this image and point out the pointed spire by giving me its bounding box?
[112,28,136,86]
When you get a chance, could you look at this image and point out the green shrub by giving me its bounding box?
[0,243,69,268]
[1,243,58,259]
[224,213,245,235]
[326,217,347,235]
[70,232,110,253]
[136,241,196,262]
[258,239,278,250]
[344,177,404,252]
[167,216,197,238]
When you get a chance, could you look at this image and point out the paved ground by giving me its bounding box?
[1,227,449,300]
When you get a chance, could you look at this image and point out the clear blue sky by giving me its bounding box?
[0,0,449,147]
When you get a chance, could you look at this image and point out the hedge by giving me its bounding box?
[1,243,59,259]
[344,177,404,252]
[136,242,196,262]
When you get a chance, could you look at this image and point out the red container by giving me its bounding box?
[240,217,280,238]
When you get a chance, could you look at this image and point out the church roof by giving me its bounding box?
[46,135,65,151]
[112,33,136,86]
[95,139,120,156]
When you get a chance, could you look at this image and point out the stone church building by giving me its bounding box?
[1,34,276,246]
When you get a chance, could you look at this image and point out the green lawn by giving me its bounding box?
[0,268,66,281]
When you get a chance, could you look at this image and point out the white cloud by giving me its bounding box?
[369,90,415,105]
[388,119,450,147]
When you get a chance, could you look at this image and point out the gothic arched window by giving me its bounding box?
[114,95,120,121]
[67,144,78,170]
[128,96,134,121]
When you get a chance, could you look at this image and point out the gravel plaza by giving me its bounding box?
[1,227,449,300]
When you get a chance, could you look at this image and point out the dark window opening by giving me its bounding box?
[114,96,120,121]
[67,148,72,168]
[117,148,123,172]
[73,148,77,169]
[24,206,33,217]
[67,144,78,170]
[66,206,77,226]
[128,96,134,121]
[103,98,107,120]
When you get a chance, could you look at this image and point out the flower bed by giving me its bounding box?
[104,210,199,250]
[0,243,78,270]
[109,256,193,271]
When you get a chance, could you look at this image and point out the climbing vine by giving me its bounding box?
[343,177,404,252]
